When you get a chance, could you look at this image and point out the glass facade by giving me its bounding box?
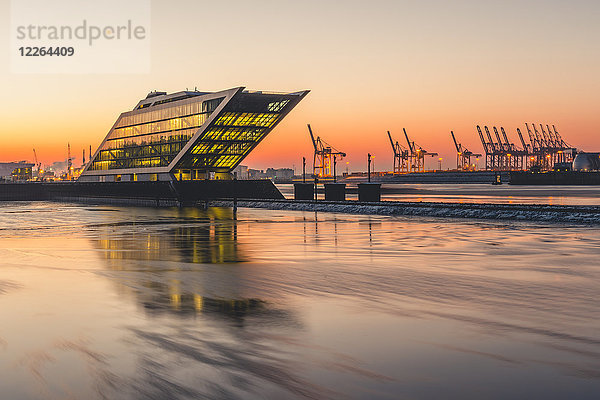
[174,94,291,172]
[88,96,223,171]
[82,88,308,180]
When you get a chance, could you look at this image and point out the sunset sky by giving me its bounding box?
[1,0,599,171]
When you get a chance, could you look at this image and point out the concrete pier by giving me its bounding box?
[294,183,314,200]
[324,183,346,201]
[0,180,284,205]
[358,183,381,202]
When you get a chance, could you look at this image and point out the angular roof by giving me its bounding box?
[81,87,309,178]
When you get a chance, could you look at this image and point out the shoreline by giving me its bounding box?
[210,199,600,224]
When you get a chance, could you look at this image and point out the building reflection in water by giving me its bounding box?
[89,207,317,399]
[97,207,240,265]
[93,207,286,323]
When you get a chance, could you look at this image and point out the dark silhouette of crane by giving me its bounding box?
[67,143,73,180]
[451,131,481,171]
[308,124,346,179]
[32,148,41,173]
[387,131,409,174]
[403,128,437,172]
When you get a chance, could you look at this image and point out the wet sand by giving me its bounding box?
[0,203,599,399]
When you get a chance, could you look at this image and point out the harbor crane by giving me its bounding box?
[524,123,575,170]
[32,148,41,173]
[307,124,346,179]
[403,128,437,172]
[479,123,574,171]
[387,131,409,174]
[477,125,527,170]
[451,131,480,171]
[67,143,73,180]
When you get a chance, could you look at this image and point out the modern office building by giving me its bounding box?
[79,87,309,182]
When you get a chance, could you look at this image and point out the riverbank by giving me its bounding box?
[212,199,600,224]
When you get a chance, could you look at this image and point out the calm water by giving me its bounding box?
[1,202,600,399]
[277,183,600,205]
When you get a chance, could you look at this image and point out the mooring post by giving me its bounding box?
[368,153,372,183]
[233,172,238,214]
[303,157,306,184]
[333,155,337,183]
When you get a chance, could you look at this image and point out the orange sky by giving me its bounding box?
[1,0,599,171]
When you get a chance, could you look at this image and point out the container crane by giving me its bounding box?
[477,125,492,169]
[545,124,559,148]
[307,124,346,179]
[387,131,409,174]
[403,128,437,173]
[516,128,529,152]
[516,128,531,168]
[67,143,73,180]
[501,127,527,169]
[493,127,507,152]
[478,125,528,171]
[32,148,41,173]
[540,124,554,149]
[451,131,481,171]
[485,126,502,169]
[500,127,514,152]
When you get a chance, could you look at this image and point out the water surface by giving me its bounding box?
[277,183,600,205]
[0,202,599,399]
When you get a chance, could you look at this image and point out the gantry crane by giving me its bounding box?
[478,122,574,171]
[32,148,41,173]
[403,128,437,172]
[307,124,346,179]
[525,123,575,169]
[67,143,73,180]
[451,131,481,171]
[477,125,528,170]
[387,131,409,174]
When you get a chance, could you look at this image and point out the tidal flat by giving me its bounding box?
[0,202,599,399]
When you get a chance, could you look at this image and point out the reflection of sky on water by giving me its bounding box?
[0,203,599,399]
[277,183,600,205]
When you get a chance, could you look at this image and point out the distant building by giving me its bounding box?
[232,165,249,180]
[0,162,35,181]
[573,153,600,171]
[78,87,308,182]
[266,168,294,180]
[248,169,267,179]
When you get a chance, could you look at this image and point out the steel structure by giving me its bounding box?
[387,131,410,173]
[32,148,41,173]
[308,124,346,179]
[525,123,575,170]
[477,125,528,171]
[478,124,575,171]
[67,143,73,180]
[450,131,481,171]
[80,87,309,182]
[402,128,437,172]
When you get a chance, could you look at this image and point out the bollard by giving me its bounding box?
[324,183,346,201]
[294,183,314,200]
[358,183,381,202]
